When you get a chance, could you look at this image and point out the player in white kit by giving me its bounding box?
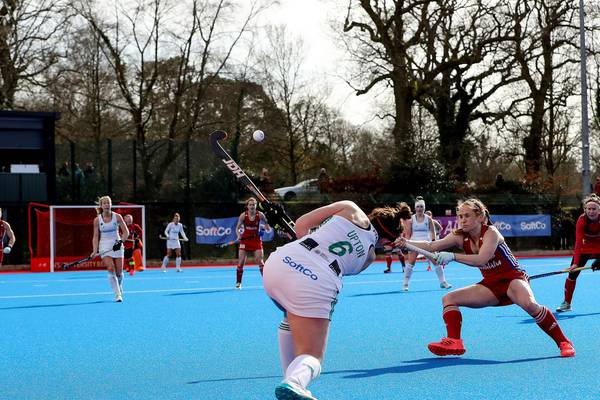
[161,213,188,272]
[402,197,451,291]
[263,201,403,400]
[91,196,129,302]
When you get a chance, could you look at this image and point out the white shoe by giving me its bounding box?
[115,294,123,302]
[440,281,452,289]
[235,282,242,290]
[161,268,167,273]
[176,268,182,272]
[275,382,316,400]
[402,284,409,292]
[556,301,571,312]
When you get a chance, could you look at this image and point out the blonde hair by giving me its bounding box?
[454,198,490,234]
[95,196,112,214]
[245,197,257,207]
[583,193,600,207]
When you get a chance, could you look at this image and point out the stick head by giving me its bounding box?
[210,130,227,143]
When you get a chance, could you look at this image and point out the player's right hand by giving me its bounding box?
[568,264,578,271]
[434,251,455,266]
[90,251,98,258]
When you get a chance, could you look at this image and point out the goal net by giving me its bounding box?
[28,203,146,272]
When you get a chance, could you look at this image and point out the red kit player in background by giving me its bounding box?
[234,197,271,289]
[0,208,16,266]
[123,214,143,275]
[556,194,600,312]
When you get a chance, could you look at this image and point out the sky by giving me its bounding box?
[258,0,382,128]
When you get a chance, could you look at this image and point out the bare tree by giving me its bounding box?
[0,0,71,109]
[72,0,269,195]
[508,0,581,182]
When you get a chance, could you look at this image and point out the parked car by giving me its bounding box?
[274,179,320,201]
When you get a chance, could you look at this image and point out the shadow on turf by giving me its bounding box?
[497,312,600,324]
[187,375,280,384]
[188,356,560,383]
[166,289,235,296]
[327,356,559,378]
[0,300,110,310]
[350,289,441,297]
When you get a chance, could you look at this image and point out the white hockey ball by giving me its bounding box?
[253,130,265,142]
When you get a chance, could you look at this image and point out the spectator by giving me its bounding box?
[594,177,600,196]
[495,173,505,190]
[318,168,330,194]
[58,162,70,177]
[74,163,85,185]
[258,168,274,195]
[84,162,96,179]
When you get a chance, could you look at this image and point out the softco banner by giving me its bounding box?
[195,217,275,244]
[435,215,551,238]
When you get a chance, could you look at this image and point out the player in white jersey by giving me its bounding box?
[263,201,403,400]
[161,213,189,272]
[402,197,451,291]
[91,196,129,302]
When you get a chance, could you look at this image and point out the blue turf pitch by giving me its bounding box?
[0,257,598,399]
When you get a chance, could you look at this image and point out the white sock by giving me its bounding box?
[176,257,182,268]
[162,256,169,268]
[284,354,321,390]
[117,273,124,292]
[278,318,295,375]
[108,271,120,295]
[434,264,446,283]
[403,263,414,286]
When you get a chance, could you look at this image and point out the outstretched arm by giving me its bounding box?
[295,201,366,239]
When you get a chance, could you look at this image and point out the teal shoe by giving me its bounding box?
[275,383,317,400]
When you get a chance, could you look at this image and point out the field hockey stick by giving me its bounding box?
[60,248,113,270]
[218,240,238,248]
[402,241,438,262]
[528,265,593,280]
[210,130,297,240]
[159,235,189,242]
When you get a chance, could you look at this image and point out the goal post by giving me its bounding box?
[28,203,146,272]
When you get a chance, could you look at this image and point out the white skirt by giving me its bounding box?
[166,239,181,249]
[263,247,342,320]
[99,239,124,259]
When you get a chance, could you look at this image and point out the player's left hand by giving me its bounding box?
[592,261,600,271]
[112,240,123,251]
[3,246,11,254]
[434,251,455,266]
[393,237,406,249]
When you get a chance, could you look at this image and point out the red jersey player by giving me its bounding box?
[0,208,16,266]
[234,197,271,289]
[556,194,600,312]
[123,214,143,275]
[396,198,575,358]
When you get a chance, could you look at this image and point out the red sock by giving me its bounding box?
[564,278,576,304]
[534,306,569,346]
[443,305,462,339]
[236,266,244,284]
[385,255,392,269]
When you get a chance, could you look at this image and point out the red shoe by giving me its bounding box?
[428,337,466,356]
[129,268,135,276]
[559,341,575,358]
